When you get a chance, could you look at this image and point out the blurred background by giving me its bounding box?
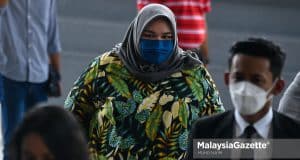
[1,0,300,158]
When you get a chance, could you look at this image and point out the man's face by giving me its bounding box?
[228,54,274,92]
[225,53,285,121]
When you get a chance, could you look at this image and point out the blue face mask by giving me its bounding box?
[139,39,174,64]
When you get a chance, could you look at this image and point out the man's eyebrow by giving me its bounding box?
[162,32,172,35]
[143,30,155,34]
[253,74,265,79]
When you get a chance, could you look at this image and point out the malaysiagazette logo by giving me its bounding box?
[197,140,270,150]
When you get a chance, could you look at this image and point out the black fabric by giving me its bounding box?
[240,125,257,138]
[239,125,257,160]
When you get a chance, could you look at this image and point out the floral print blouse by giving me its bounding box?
[65,51,224,160]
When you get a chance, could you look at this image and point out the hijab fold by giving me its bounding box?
[117,4,201,82]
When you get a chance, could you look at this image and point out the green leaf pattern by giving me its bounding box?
[65,52,224,159]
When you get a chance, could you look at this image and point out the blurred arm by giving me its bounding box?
[0,0,8,15]
[198,66,225,115]
[199,17,209,65]
[278,72,300,120]
[0,0,8,7]
[48,0,62,72]
[49,53,60,74]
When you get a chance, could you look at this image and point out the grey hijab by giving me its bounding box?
[117,4,201,82]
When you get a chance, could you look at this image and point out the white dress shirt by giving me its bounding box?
[235,107,273,138]
[233,107,273,159]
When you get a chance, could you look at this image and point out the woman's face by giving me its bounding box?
[21,133,54,160]
[141,18,173,40]
[139,18,175,64]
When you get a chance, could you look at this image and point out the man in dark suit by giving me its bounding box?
[187,38,300,159]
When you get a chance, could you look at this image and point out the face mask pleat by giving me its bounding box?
[229,81,276,115]
[139,39,174,64]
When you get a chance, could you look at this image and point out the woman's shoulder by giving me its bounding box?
[180,63,206,76]
[89,51,124,68]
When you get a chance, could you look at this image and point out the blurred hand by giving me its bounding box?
[55,81,62,97]
[47,66,62,97]
[48,80,61,97]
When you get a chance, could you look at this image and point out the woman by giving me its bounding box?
[8,106,89,160]
[65,4,224,160]
[137,0,212,66]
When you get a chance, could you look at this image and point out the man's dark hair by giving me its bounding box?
[9,106,89,160]
[228,37,286,80]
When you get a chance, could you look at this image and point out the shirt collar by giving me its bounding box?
[234,107,273,138]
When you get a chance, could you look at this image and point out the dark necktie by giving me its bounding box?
[240,125,257,138]
[240,125,257,160]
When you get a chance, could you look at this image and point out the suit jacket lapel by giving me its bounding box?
[213,111,235,138]
[272,110,285,138]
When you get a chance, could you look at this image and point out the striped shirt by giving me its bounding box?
[137,0,211,49]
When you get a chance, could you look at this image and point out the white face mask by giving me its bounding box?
[229,81,276,115]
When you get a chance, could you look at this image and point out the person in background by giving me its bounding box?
[0,0,6,115]
[0,73,3,109]
[0,73,3,159]
[8,106,89,160]
[187,38,300,159]
[65,4,223,160]
[0,0,62,159]
[137,0,211,66]
[278,72,300,120]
